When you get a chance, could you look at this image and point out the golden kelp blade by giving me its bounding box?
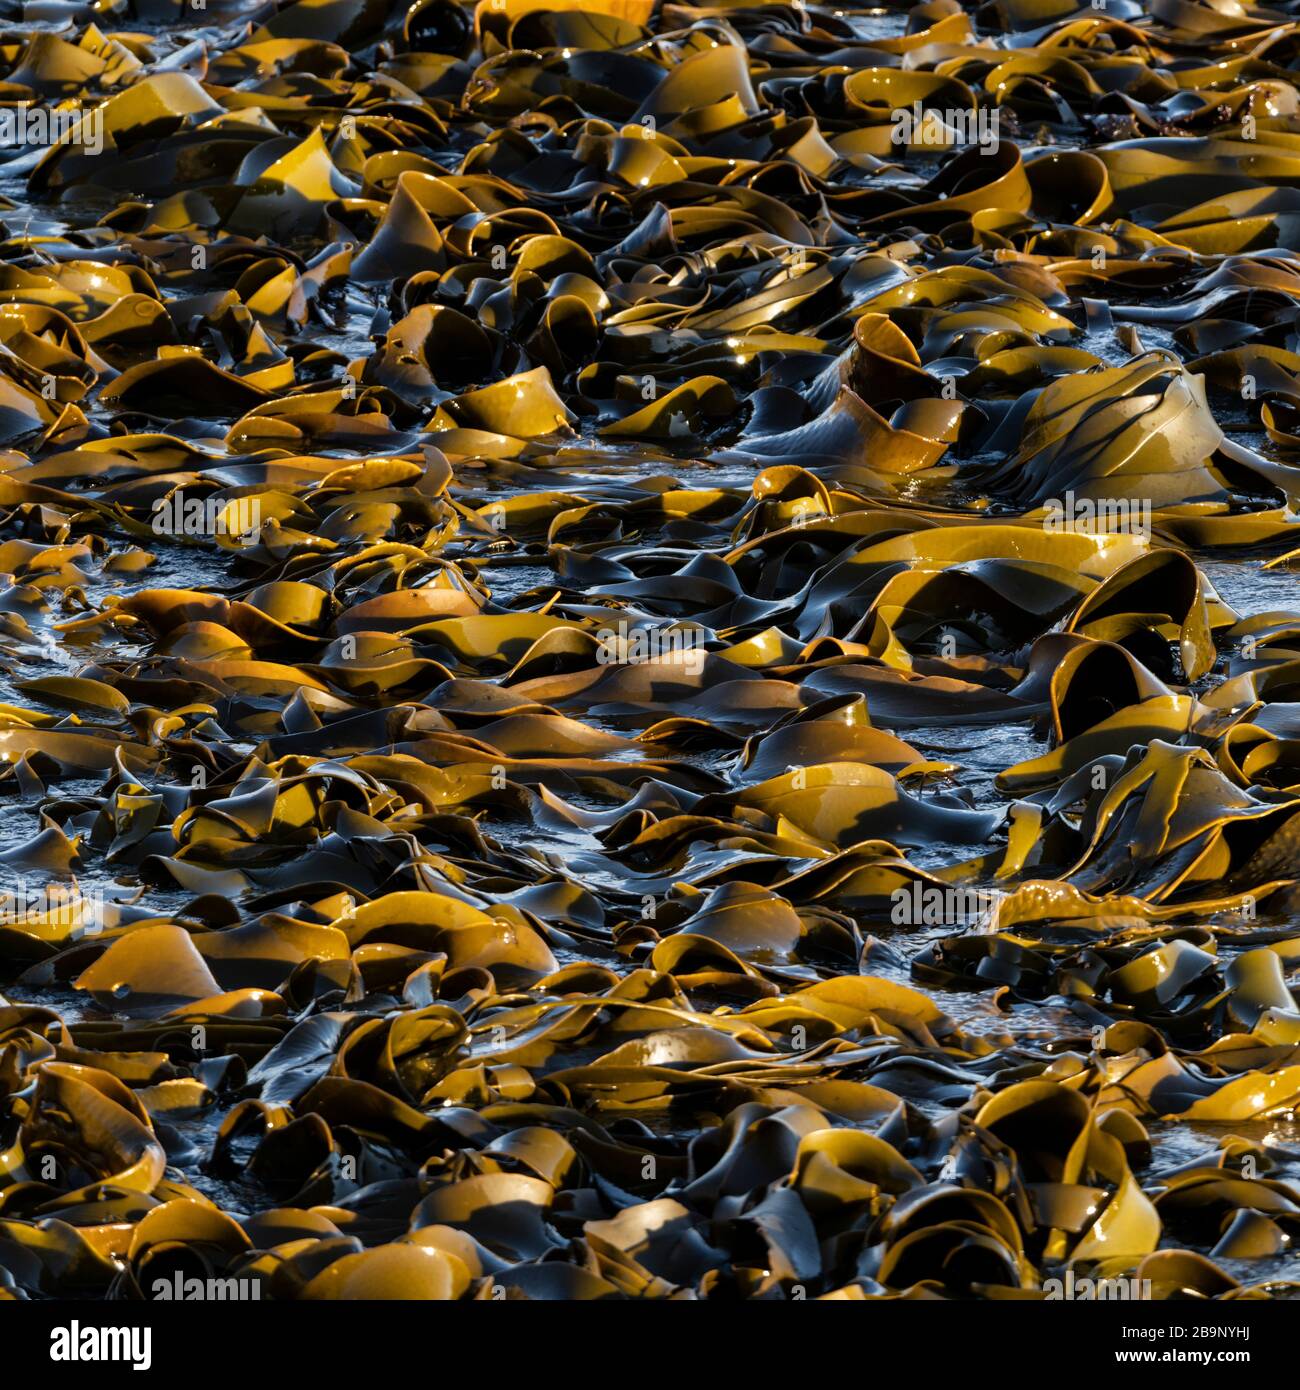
[0,0,1298,1309]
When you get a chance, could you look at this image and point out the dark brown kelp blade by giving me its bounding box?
[0,0,1298,1309]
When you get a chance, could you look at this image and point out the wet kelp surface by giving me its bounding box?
[0,0,1299,1305]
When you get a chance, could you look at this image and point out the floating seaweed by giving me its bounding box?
[0,0,1297,1306]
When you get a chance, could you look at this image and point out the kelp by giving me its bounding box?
[0,0,1297,1308]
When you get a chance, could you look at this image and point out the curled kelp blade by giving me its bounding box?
[0,0,1298,1308]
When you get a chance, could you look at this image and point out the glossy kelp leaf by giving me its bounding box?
[0,0,1296,1307]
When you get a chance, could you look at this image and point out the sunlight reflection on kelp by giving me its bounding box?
[0,0,1298,1304]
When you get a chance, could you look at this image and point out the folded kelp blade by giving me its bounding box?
[1,1062,167,1204]
[1053,739,1300,901]
[72,924,223,1015]
[965,355,1227,509]
[698,762,1003,850]
[996,637,1217,792]
[716,385,954,484]
[737,695,946,784]
[1064,550,1218,682]
[0,0,1298,1307]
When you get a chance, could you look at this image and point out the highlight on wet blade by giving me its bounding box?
[0,0,1297,1314]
